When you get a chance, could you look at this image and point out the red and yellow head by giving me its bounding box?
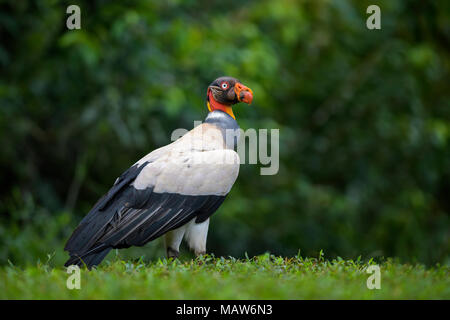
[207,76,253,119]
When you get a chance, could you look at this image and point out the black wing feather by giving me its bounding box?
[64,162,225,268]
[64,162,149,253]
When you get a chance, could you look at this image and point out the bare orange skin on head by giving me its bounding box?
[234,83,253,104]
[207,89,235,119]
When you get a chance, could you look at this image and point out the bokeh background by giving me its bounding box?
[0,0,449,267]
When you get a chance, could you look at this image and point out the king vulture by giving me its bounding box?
[64,76,253,268]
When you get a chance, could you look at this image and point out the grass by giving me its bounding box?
[1,253,449,299]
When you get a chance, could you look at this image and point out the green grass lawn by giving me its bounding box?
[1,253,448,299]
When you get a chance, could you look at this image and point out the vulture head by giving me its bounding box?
[207,76,253,119]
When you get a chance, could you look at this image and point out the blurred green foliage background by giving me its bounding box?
[0,0,448,267]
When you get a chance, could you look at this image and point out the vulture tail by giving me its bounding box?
[64,247,112,269]
[63,162,149,269]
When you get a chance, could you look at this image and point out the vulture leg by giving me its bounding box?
[185,218,209,256]
[164,225,187,259]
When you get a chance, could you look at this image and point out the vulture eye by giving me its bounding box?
[221,82,229,89]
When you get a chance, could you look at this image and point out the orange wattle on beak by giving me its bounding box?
[234,83,253,104]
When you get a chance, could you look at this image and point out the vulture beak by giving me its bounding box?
[234,83,253,104]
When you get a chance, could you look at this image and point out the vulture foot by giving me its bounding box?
[166,247,179,259]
